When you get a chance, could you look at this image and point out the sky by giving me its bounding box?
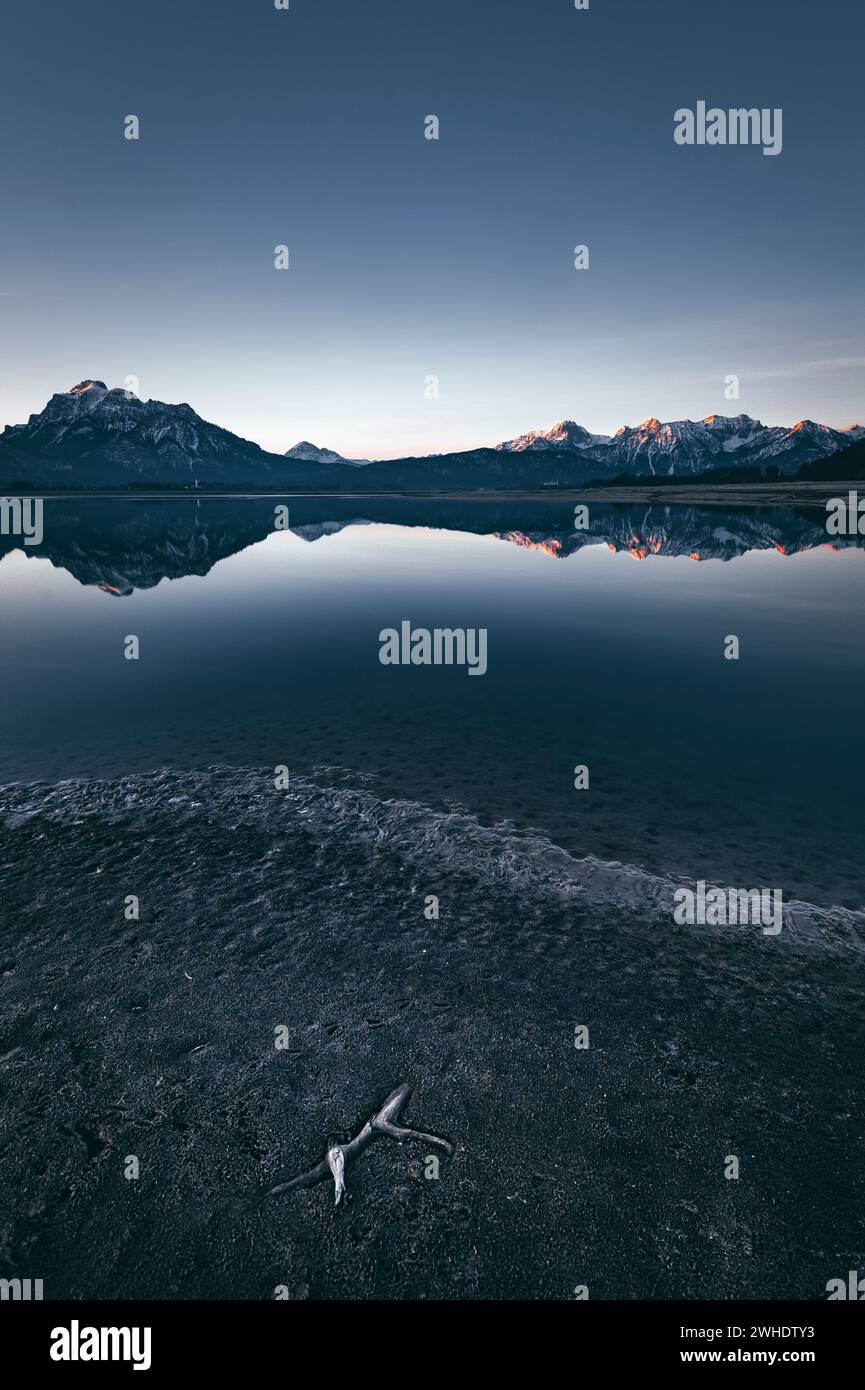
[0,0,863,460]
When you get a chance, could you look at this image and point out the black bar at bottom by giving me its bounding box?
[1,1299,860,1375]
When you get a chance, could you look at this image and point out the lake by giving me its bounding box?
[1,496,864,1299]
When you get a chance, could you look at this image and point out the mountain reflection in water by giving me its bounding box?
[0,496,860,592]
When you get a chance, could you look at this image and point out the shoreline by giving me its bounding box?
[7,480,859,507]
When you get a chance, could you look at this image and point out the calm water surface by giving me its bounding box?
[1,496,863,908]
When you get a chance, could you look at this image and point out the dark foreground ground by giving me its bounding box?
[1,767,864,1300]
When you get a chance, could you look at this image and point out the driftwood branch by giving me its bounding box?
[268,1083,453,1206]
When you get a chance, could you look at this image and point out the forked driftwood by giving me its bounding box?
[268,1083,453,1206]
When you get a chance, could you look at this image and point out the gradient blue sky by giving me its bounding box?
[1,0,862,458]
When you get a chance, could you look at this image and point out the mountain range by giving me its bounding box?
[497,414,865,473]
[1,379,863,490]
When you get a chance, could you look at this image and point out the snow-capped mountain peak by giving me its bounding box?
[497,419,612,454]
[69,379,109,397]
[702,413,764,435]
[285,441,370,467]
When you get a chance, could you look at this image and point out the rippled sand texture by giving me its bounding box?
[2,767,864,1299]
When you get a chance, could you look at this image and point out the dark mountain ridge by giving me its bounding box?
[2,380,863,492]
